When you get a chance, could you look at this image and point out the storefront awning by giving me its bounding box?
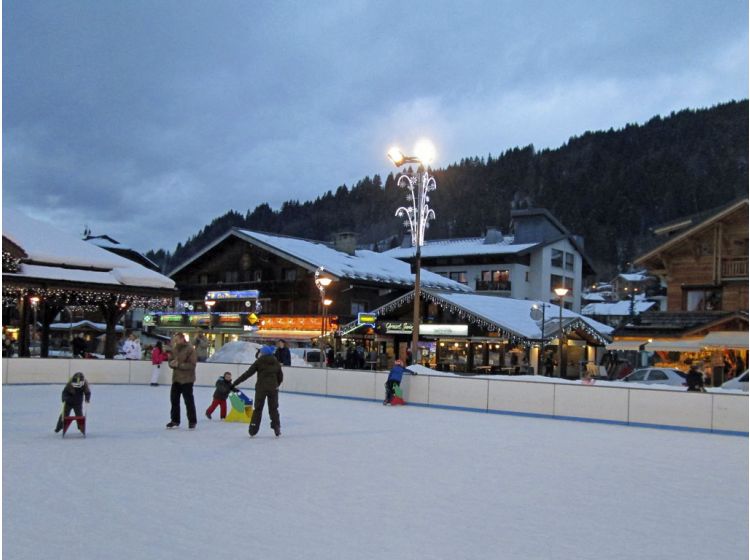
[605,340,649,351]
[245,330,321,343]
[645,339,705,352]
[701,331,749,349]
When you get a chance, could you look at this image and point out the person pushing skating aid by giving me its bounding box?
[231,345,283,437]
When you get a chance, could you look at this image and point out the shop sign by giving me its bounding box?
[384,321,413,334]
[188,313,211,326]
[217,313,242,326]
[357,313,377,325]
[143,314,156,326]
[159,314,185,325]
[205,290,260,300]
[420,324,469,336]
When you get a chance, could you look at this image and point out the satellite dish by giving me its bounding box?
[529,307,543,321]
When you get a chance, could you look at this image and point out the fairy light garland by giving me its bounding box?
[2,251,21,273]
[2,285,173,310]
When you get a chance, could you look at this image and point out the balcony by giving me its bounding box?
[475,280,512,292]
[722,257,748,279]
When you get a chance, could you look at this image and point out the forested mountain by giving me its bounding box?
[147,100,748,279]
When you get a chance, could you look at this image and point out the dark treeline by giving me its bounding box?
[147,100,748,279]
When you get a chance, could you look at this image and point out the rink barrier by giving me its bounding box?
[2,358,747,436]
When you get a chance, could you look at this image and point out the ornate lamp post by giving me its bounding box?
[388,139,437,365]
[553,287,569,378]
[314,267,334,367]
[205,299,216,357]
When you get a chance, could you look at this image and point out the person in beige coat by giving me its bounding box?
[166,333,198,429]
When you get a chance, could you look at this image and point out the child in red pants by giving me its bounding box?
[205,372,235,420]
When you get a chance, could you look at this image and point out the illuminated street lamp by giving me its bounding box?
[388,139,437,365]
[554,287,569,377]
[314,267,334,367]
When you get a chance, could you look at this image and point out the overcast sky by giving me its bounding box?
[3,0,748,254]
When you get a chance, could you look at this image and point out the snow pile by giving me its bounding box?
[208,340,308,367]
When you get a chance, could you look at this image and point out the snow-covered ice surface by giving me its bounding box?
[3,385,747,560]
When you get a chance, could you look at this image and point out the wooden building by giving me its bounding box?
[634,198,748,312]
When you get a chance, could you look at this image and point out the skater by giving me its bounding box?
[166,333,198,429]
[193,332,209,362]
[150,341,168,386]
[54,372,91,433]
[231,345,283,437]
[122,333,142,360]
[274,339,292,366]
[384,359,410,405]
[685,363,706,392]
[205,371,236,420]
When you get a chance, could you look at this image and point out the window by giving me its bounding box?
[199,274,208,285]
[551,249,563,268]
[550,274,564,292]
[481,270,509,283]
[253,270,262,282]
[283,268,297,281]
[628,370,648,381]
[225,270,239,283]
[351,301,368,315]
[449,271,468,284]
[684,288,721,311]
[649,370,668,381]
[565,253,574,271]
[564,277,574,291]
[525,271,529,282]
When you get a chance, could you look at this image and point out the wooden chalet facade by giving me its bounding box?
[634,198,748,313]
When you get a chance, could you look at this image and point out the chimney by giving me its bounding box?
[333,232,357,256]
[483,226,502,245]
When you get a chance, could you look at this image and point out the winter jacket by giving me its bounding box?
[169,342,197,384]
[275,346,292,366]
[387,364,409,384]
[194,336,209,360]
[151,347,169,366]
[61,380,91,406]
[213,377,234,400]
[123,339,142,360]
[234,354,283,392]
[686,368,705,392]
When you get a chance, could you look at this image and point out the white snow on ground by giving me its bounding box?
[208,340,310,367]
[3,385,748,560]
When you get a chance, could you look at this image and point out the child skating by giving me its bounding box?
[205,371,236,420]
[54,372,91,434]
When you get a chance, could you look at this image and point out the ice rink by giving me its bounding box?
[3,384,747,560]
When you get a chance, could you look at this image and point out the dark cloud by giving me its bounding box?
[3,0,747,253]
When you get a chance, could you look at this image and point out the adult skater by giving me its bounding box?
[166,333,198,429]
[274,339,292,366]
[231,345,283,437]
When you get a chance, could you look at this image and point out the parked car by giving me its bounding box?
[621,368,687,387]
[720,370,748,392]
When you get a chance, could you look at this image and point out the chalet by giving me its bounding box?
[383,208,594,312]
[164,228,469,353]
[634,198,748,312]
[2,212,176,358]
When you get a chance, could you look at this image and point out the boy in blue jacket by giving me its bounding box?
[384,359,413,405]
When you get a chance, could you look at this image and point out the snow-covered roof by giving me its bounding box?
[582,293,607,302]
[171,228,470,292]
[383,236,538,259]
[616,272,651,282]
[239,230,471,291]
[425,291,613,340]
[3,212,175,290]
[582,300,656,317]
[49,321,125,332]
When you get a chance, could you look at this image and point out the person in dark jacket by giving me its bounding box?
[274,339,292,366]
[384,359,412,405]
[232,345,284,437]
[54,372,91,433]
[205,372,236,420]
[686,364,706,392]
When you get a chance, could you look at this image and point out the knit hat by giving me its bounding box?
[260,345,275,356]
